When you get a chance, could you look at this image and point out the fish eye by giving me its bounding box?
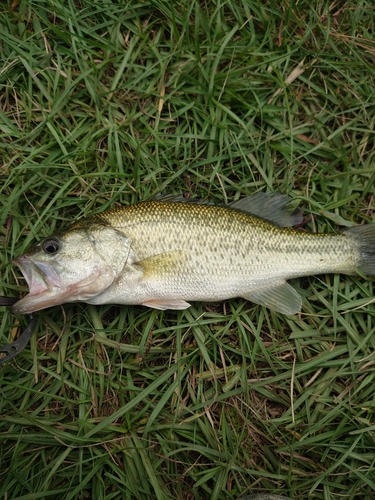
[42,238,61,254]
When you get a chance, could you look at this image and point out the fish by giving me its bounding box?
[10,192,375,316]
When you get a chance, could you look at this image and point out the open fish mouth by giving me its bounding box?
[11,254,116,315]
[11,256,63,315]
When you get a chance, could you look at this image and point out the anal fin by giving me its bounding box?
[242,282,302,315]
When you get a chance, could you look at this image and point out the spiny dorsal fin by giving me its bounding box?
[151,193,212,205]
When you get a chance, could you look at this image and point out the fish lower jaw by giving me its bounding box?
[10,287,61,315]
[11,279,115,314]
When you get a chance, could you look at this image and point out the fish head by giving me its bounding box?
[11,224,131,314]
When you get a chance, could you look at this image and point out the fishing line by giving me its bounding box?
[0,296,37,365]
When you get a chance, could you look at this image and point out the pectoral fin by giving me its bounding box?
[242,282,302,315]
[137,251,186,280]
[136,252,191,309]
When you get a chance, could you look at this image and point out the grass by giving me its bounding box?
[1,0,375,498]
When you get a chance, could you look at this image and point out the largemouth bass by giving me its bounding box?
[11,192,375,315]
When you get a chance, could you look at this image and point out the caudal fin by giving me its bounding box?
[345,224,375,276]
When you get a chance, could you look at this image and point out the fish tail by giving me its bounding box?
[345,224,375,276]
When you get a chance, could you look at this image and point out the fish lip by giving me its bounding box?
[12,256,48,293]
[11,256,62,314]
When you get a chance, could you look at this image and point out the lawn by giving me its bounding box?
[1,1,375,499]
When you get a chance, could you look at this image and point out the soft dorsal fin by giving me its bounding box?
[230,192,302,227]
